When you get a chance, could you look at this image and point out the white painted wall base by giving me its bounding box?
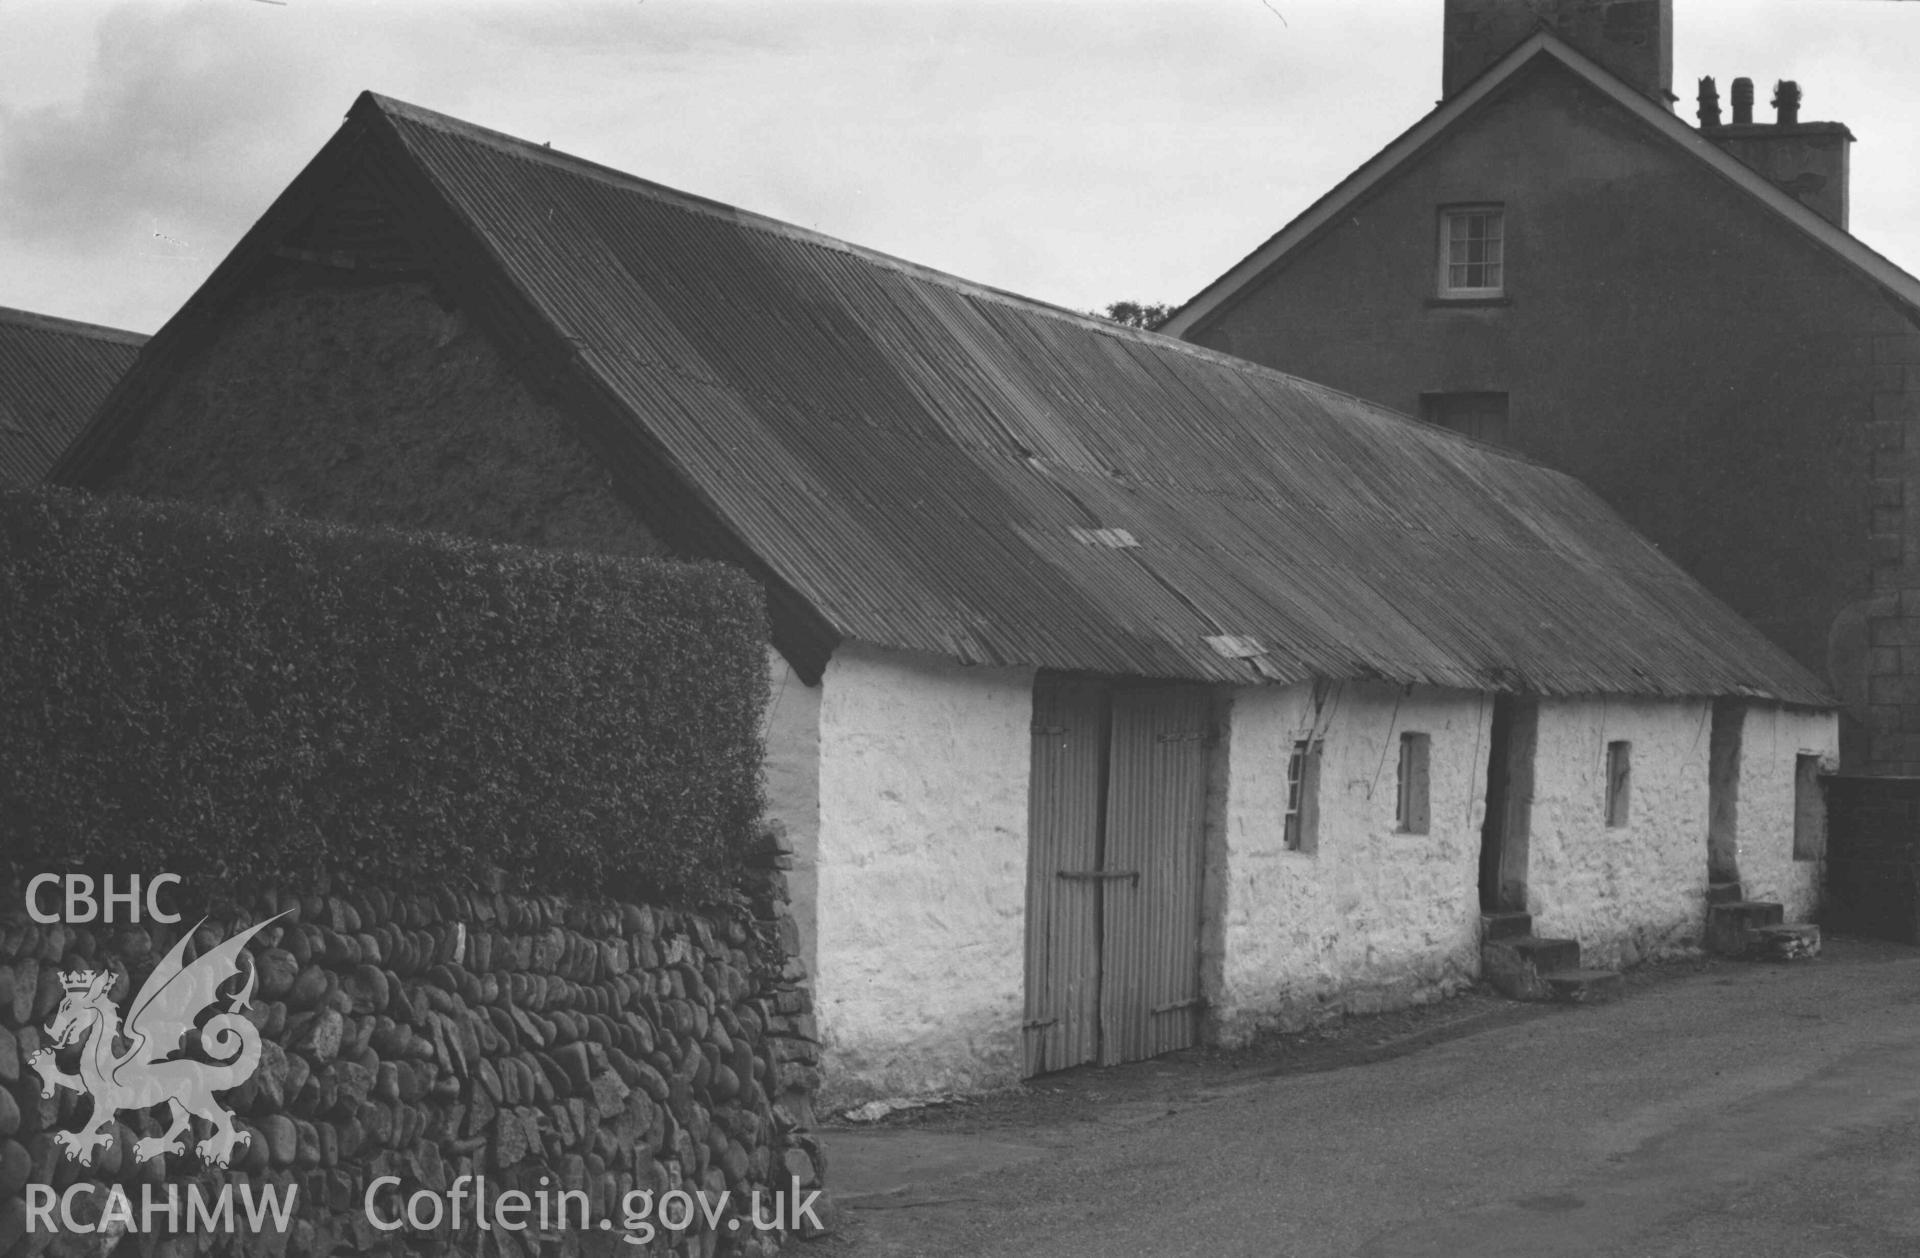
[785,651,1836,1100]
[1732,704,1839,922]
[762,648,822,980]
[812,644,1034,1104]
[1527,697,1712,969]
[1207,682,1490,1046]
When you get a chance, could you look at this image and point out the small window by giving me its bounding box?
[1396,733,1431,834]
[1793,754,1825,861]
[1285,738,1323,853]
[1421,392,1510,444]
[1605,740,1632,828]
[1438,205,1505,298]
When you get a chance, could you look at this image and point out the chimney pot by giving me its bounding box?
[1696,76,1721,128]
[1773,79,1802,126]
[1702,78,1852,230]
[1730,77,1754,125]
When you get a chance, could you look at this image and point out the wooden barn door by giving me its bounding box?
[1024,680,1109,1075]
[1024,679,1211,1076]
[1098,685,1212,1064]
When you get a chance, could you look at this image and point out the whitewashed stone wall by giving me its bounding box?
[1526,697,1711,967]
[762,647,823,979]
[1733,703,1840,921]
[813,644,1034,1102]
[789,656,1835,1101]
[1208,681,1491,1045]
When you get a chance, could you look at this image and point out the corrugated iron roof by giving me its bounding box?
[0,306,144,487]
[58,93,1836,706]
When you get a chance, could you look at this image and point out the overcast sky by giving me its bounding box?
[2,0,1917,335]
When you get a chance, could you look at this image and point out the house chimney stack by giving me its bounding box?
[1730,77,1754,125]
[1696,77,1721,128]
[1774,80,1801,126]
[1442,0,1673,105]
[1701,79,1853,230]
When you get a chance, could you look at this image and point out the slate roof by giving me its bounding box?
[58,92,1833,705]
[0,306,144,487]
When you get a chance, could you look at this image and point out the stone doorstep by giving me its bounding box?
[1506,936,1581,973]
[1752,922,1823,962]
[1705,900,1787,957]
[1481,910,1533,942]
[1541,968,1623,1004]
[1481,936,1581,1002]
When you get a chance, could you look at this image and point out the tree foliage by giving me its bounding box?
[1098,300,1176,332]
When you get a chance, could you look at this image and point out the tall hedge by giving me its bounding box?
[0,487,768,904]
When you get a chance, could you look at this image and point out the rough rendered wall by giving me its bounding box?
[1733,704,1840,922]
[812,645,1033,1102]
[1209,682,1491,1045]
[761,649,822,984]
[1527,697,1711,966]
[95,276,660,560]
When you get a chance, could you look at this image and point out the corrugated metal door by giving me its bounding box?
[1099,685,1212,1065]
[1023,679,1109,1076]
[1025,679,1211,1075]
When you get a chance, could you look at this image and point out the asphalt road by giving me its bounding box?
[827,939,1920,1257]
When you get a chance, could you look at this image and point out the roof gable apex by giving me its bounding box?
[50,103,395,484]
[56,92,849,681]
[1162,32,1920,337]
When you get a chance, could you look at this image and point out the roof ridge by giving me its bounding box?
[355,92,1201,340]
[352,91,1563,477]
[0,305,148,345]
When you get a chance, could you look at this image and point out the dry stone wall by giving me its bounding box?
[0,829,824,1258]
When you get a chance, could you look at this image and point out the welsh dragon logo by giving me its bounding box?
[27,912,287,1168]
